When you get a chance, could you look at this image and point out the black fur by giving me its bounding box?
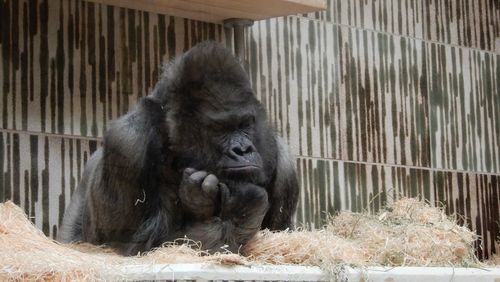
[59,41,299,255]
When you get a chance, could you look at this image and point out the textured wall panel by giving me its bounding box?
[246,17,431,167]
[295,158,433,227]
[307,0,500,52]
[296,158,500,259]
[425,0,500,52]
[306,0,425,39]
[0,131,98,239]
[432,171,500,260]
[0,0,229,137]
[245,16,341,159]
[427,43,500,173]
[337,25,430,166]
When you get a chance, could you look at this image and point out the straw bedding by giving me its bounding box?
[0,198,493,281]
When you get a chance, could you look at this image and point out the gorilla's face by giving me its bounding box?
[168,81,269,184]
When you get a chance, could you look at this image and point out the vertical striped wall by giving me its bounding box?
[306,0,500,53]
[0,131,98,238]
[0,0,230,138]
[245,1,499,259]
[1,0,499,259]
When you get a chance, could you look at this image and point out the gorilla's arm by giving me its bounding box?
[262,137,299,230]
[59,96,174,254]
[93,96,172,252]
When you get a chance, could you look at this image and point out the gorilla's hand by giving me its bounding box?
[222,184,269,229]
[179,168,221,220]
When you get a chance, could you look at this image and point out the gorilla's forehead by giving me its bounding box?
[198,79,253,100]
[194,85,258,111]
[203,107,256,123]
[189,99,255,127]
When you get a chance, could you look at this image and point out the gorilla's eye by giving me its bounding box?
[239,121,250,129]
[239,116,255,130]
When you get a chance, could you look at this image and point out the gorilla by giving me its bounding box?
[59,41,299,255]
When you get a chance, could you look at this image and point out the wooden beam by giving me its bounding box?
[84,0,327,23]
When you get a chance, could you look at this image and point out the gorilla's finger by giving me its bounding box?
[183,168,197,178]
[188,171,208,184]
[202,174,219,197]
[218,183,231,218]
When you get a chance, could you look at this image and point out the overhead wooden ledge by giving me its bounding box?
[84,0,327,23]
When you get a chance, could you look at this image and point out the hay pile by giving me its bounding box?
[0,198,489,281]
[0,202,245,281]
[244,198,480,267]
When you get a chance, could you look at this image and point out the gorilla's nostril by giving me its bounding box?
[232,145,253,156]
[232,147,244,156]
[244,145,254,154]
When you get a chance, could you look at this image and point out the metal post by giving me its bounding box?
[223,18,254,60]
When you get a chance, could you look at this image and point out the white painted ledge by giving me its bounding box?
[121,263,500,281]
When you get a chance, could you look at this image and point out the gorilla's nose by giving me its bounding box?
[231,143,255,157]
[224,138,262,169]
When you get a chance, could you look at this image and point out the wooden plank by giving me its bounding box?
[84,0,327,23]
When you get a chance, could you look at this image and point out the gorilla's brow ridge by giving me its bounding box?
[196,85,256,127]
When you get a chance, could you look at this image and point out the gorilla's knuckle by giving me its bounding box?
[183,168,196,177]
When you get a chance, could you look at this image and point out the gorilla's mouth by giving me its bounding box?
[223,165,261,173]
[221,164,262,179]
[221,165,263,183]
